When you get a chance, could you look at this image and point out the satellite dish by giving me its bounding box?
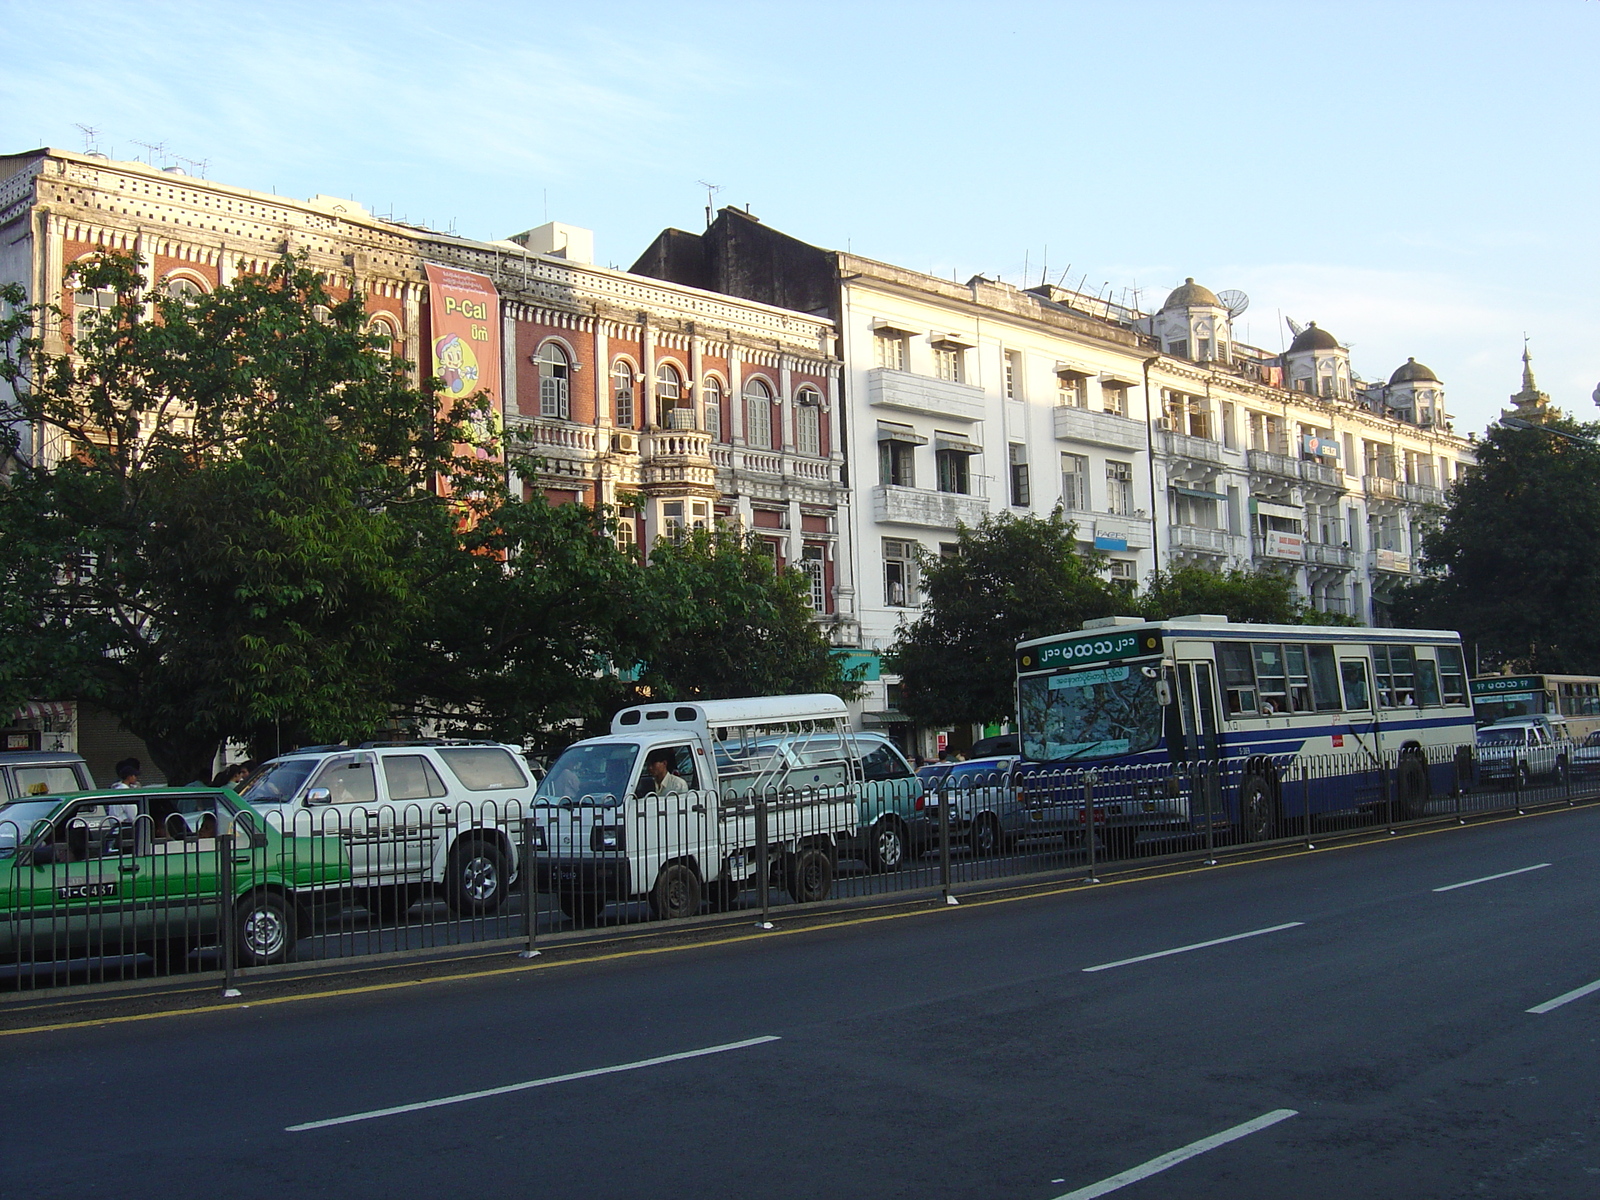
[1284,315,1306,337]
[1217,290,1250,319]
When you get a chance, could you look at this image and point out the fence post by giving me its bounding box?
[518,815,540,959]
[938,778,957,906]
[1384,751,1396,834]
[218,830,240,998]
[1203,762,1217,866]
[1083,773,1099,884]
[755,791,773,930]
[1302,760,1314,850]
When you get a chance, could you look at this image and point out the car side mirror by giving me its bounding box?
[305,787,333,806]
[25,841,56,867]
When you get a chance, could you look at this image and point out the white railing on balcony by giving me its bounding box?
[1168,525,1237,555]
[1304,542,1356,569]
[1364,475,1402,501]
[1090,513,1154,549]
[516,417,599,455]
[867,367,985,422]
[1401,481,1446,507]
[1158,430,1226,465]
[1370,548,1412,574]
[1247,449,1299,480]
[641,429,713,461]
[1299,459,1346,489]
[872,485,989,529]
[1053,406,1148,451]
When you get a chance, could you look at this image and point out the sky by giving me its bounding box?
[2,0,1596,434]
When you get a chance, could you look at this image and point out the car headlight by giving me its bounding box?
[590,825,625,852]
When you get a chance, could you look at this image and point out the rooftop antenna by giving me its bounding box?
[132,139,169,166]
[696,180,723,229]
[175,153,208,178]
[1055,263,1071,288]
[74,124,101,155]
[1039,244,1047,289]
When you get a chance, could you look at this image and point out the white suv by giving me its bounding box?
[1475,717,1573,787]
[238,740,534,915]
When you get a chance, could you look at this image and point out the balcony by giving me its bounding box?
[1401,481,1446,507]
[867,367,985,423]
[1304,542,1356,570]
[1364,475,1403,502]
[1157,429,1226,466]
[1252,532,1306,562]
[1053,405,1148,451]
[1247,449,1299,481]
[1168,525,1242,557]
[872,484,989,530]
[1090,512,1154,550]
[1298,459,1346,490]
[1370,548,1412,575]
[640,429,715,491]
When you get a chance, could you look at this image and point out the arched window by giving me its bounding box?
[539,342,571,419]
[655,362,685,428]
[72,281,118,337]
[796,388,822,456]
[164,276,206,306]
[368,315,402,356]
[612,360,635,428]
[702,376,724,442]
[744,377,773,449]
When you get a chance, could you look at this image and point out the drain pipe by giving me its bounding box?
[1142,354,1163,573]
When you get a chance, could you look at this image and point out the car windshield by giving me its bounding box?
[1477,727,1526,746]
[535,743,639,804]
[1018,663,1163,763]
[238,758,319,804]
[0,800,61,855]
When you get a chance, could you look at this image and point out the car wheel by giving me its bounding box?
[1238,774,1278,842]
[866,819,907,873]
[235,890,294,967]
[446,838,508,916]
[786,846,834,903]
[649,862,702,920]
[969,813,1002,858]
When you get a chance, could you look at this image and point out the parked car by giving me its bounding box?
[924,756,1090,855]
[1572,730,1600,773]
[0,785,350,967]
[1475,716,1573,786]
[0,751,93,801]
[237,739,534,916]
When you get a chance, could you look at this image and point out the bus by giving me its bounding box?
[1014,615,1478,841]
[1470,674,1600,740]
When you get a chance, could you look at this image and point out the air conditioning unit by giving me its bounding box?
[1156,417,1176,432]
[611,432,636,453]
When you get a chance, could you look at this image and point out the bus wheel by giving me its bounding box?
[786,847,834,903]
[1239,775,1277,842]
[1396,751,1430,820]
[649,862,702,920]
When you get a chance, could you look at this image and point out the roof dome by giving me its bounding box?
[1161,277,1221,311]
[1289,322,1340,353]
[1389,357,1438,385]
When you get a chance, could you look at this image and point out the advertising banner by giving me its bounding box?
[1265,529,1305,561]
[424,263,502,456]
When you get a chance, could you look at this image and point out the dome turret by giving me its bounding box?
[1289,322,1340,353]
[1389,357,1438,385]
[1161,277,1221,311]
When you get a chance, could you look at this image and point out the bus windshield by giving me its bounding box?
[1019,663,1163,762]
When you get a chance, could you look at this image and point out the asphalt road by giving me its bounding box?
[5,805,1600,1199]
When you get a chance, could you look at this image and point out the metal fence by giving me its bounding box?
[1,743,1593,994]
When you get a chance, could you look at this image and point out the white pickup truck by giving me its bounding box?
[532,694,867,923]
[1475,716,1574,787]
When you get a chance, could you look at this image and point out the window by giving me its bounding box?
[1307,645,1341,711]
[369,315,401,355]
[72,282,117,337]
[744,377,773,448]
[1218,643,1257,715]
[1009,444,1030,507]
[615,517,636,554]
[1105,460,1134,515]
[1108,559,1135,581]
[935,448,970,494]
[1415,658,1442,707]
[1372,645,1417,708]
[1058,373,1087,408]
[1102,384,1127,418]
[612,360,636,427]
[1167,339,1189,359]
[702,377,723,441]
[309,755,378,805]
[382,755,449,802]
[1436,645,1468,705]
[884,538,920,607]
[654,362,684,427]
[539,342,571,419]
[875,332,906,370]
[933,345,962,382]
[879,439,915,487]
[1341,659,1371,710]
[801,545,826,612]
[311,304,334,326]
[164,276,205,305]
[1004,351,1021,400]
[1061,453,1089,510]
[1253,644,1288,714]
[796,389,822,455]
[436,747,529,791]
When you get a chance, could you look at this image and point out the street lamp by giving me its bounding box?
[1498,415,1598,446]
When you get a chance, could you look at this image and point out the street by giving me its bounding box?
[4,805,1599,1199]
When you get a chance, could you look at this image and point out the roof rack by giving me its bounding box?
[352,738,503,749]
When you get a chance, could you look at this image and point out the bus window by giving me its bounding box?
[1341,659,1372,711]
[1415,658,1442,706]
[1307,645,1341,711]
[1284,645,1314,712]
[1437,646,1468,705]
[1373,645,1417,708]
[1253,645,1288,714]
[1218,643,1257,715]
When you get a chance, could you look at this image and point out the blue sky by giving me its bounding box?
[3,0,1595,433]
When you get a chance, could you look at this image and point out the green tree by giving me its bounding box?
[630,524,857,703]
[1134,564,1356,626]
[0,252,496,783]
[1393,419,1600,673]
[885,510,1119,727]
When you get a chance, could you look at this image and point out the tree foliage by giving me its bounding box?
[1392,419,1600,674]
[1135,565,1356,626]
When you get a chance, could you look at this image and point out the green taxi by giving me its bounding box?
[0,786,351,968]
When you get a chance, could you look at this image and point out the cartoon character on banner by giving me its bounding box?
[435,332,479,396]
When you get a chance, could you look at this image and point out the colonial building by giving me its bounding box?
[0,149,850,772]
[632,210,1476,742]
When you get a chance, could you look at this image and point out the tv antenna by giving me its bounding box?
[1217,289,1251,319]
[74,124,101,155]
[697,180,723,229]
[132,139,169,167]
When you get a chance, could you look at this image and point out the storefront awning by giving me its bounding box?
[1171,485,1227,501]
[877,421,929,445]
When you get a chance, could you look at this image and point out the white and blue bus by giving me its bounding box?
[1014,615,1477,841]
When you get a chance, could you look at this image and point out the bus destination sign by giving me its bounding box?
[1017,629,1161,674]
[1470,676,1540,697]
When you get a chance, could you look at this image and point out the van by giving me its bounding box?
[1475,715,1573,786]
[532,694,890,922]
[0,752,94,801]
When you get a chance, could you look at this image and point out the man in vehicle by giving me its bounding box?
[645,750,687,794]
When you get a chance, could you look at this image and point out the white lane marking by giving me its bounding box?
[1433,862,1551,892]
[286,1035,781,1132]
[1082,923,1305,973]
[1528,979,1600,1015]
[1050,1109,1299,1199]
